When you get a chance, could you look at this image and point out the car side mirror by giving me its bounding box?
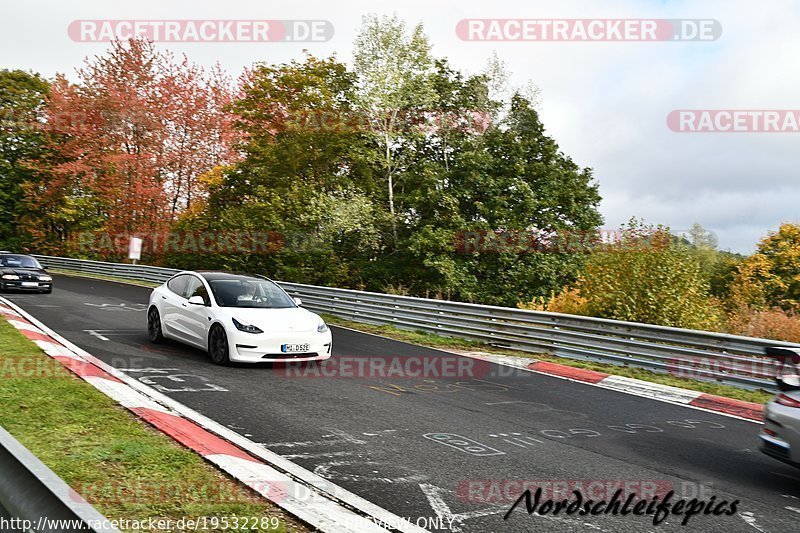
[188,295,206,306]
[293,297,302,306]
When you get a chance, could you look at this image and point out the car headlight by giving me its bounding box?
[232,317,263,334]
[39,276,52,282]
[1,274,19,280]
[317,320,329,333]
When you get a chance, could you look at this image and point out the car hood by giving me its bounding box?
[227,307,318,332]
[1,268,48,277]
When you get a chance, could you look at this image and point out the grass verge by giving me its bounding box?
[0,318,307,532]
[321,314,774,405]
[48,268,161,288]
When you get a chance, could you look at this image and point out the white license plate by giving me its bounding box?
[281,343,310,353]
[21,282,39,287]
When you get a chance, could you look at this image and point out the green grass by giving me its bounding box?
[321,314,774,405]
[0,320,307,532]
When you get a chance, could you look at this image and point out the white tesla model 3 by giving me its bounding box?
[147,271,332,365]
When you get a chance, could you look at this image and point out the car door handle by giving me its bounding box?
[161,295,167,300]
[181,303,187,307]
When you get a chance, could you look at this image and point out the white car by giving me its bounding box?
[147,271,332,365]
[761,346,800,468]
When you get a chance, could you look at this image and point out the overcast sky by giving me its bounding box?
[1,0,798,254]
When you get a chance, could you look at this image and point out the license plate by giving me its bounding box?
[21,282,38,287]
[281,343,310,353]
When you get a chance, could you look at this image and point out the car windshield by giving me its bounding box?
[0,255,41,269]
[207,278,295,308]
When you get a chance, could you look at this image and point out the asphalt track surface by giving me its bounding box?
[4,274,800,533]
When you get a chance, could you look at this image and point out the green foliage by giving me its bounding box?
[0,21,606,311]
[731,223,800,312]
[577,220,723,330]
[0,69,50,249]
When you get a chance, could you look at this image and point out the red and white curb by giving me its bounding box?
[455,350,764,422]
[0,299,428,533]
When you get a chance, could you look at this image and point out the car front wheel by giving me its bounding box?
[147,307,165,343]
[208,325,231,366]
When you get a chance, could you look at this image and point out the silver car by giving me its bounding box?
[761,346,800,468]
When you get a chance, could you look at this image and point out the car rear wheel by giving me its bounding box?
[209,325,231,366]
[147,307,165,343]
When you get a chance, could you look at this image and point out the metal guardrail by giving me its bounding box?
[34,254,795,391]
[0,425,120,532]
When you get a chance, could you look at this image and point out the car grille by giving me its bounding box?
[261,353,319,359]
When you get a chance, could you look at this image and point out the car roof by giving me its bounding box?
[194,271,271,283]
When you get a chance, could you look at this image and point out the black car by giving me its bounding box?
[0,254,53,293]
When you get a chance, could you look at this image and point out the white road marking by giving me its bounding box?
[84,302,147,312]
[118,367,183,373]
[739,511,770,532]
[314,460,428,484]
[362,429,399,436]
[261,429,366,449]
[84,376,172,414]
[419,483,504,533]
[502,436,543,447]
[84,330,109,341]
[282,451,361,460]
[208,454,392,533]
[33,340,80,358]
[423,433,505,456]
[785,506,800,515]
[7,319,44,333]
[139,374,228,393]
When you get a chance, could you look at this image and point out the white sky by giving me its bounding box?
[2,0,798,254]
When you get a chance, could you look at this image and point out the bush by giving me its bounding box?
[519,286,589,315]
[519,221,725,331]
[727,307,800,342]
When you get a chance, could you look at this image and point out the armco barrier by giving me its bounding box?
[33,255,792,391]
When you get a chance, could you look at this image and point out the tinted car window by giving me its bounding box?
[184,276,210,305]
[167,275,189,297]
[208,278,295,308]
[0,255,42,269]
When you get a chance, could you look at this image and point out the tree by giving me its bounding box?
[27,39,238,252]
[184,54,377,285]
[352,14,436,247]
[730,223,800,311]
[0,70,49,249]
